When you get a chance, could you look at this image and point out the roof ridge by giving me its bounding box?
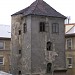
[36,0,43,2]
[31,1,48,15]
[30,0,38,14]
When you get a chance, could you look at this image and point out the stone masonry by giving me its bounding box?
[11,0,67,75]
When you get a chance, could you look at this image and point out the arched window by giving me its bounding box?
[47,63,52,73]
[47,41,52,51]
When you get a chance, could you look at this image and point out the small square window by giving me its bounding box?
[18,71,21,75]
[0,42,4,49]
[19,50,21,54]
[19,30,21,35]
[39,22,45,32]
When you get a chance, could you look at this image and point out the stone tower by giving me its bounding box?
[11,0,67,75]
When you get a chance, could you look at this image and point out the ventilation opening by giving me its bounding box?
[18,71,21,75]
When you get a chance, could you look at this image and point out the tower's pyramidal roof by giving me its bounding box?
[12,0,66,19]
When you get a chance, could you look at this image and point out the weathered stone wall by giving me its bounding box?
[11,15,66,75]
[11,15,23,75]
[21,16,32,74]
[31,15,66,75]
[11,15,32,75]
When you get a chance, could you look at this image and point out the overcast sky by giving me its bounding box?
[0,0,75,25]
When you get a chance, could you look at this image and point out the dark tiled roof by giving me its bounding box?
[11,0,66,19]
[65,33,75,37]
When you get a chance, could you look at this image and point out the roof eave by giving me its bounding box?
[23,14,67,19]
[65,33,75,37]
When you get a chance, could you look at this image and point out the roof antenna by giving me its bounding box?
[67,16,70,24]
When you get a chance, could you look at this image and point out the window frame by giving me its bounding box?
[67,57,73,68]
[52,23,59,33]
[39,22,46,32]
[0,57,4,65]
[66,38,72,50]
[0,41,5,50]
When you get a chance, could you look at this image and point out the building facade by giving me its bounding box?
[65,23,75,75]
[0,25,11,73]
[11,0,67,75]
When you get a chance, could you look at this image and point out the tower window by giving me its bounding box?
[52,23,59,33]
[39,22,45,32]
[47,41,52,51]
[19,30,21,35]
[47,63,52,73]
[23,23,27,33]
[18,71,21,75]
[19,50,21,54]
